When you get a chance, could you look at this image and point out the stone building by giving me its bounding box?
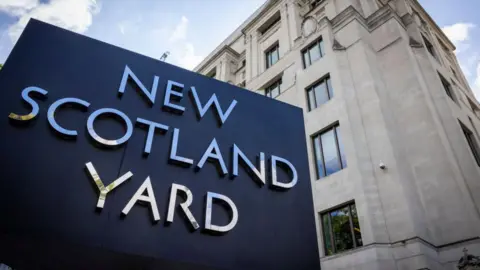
[194,0,480,269]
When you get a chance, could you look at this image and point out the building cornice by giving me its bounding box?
[195,45,240,74]
[193,0,277,72]
[408,0,456,50]
[240,0,282,34]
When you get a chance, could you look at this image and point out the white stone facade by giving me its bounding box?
[194,0,480,269]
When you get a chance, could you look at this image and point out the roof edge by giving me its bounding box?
[194,0,277,72]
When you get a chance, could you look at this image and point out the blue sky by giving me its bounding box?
[0,0,480,100]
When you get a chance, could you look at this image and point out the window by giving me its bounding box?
[469,98,480,116]
[460,121,480,166]
[439,73,455,102]
[450,67,458,80]
[307,76,333,111]
[312,124,347,178]
[311,0,325,9]
[422,35,437,60]
[265,79,282,98]
[266,43,279,69]
[206,68,216,79]
[438,74,454,100]
[238,81,246,88]
[302,38,325,68]
[321,202,362,256]
[258,12,281,35]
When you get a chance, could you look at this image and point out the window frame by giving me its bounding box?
[422,34,438,61]
[264,78,282,98]
[320,201,362,256]
[312,124,346,179]
[265,43,280,69]
[460,121,480,166]
[302,37,325,68]
[306,75,333,111]
[438,73,456,102]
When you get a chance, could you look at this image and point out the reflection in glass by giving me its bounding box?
[314,81,329,107]
[313,136,325,178]
[326,77,334,101]
[335,127,347,169]
[306,76,333,111]
[322,214,333,256]
[321,202,362,256]
[271,49,279,65]
[321,129,341,176]
[312,125,346,179]
[350,204,362,247]
[309,45,321,63]
[303,38,325,68]
[330,206,354,253]
[303,52,310,68]
[308,89,316,111]
[319,39,325,58]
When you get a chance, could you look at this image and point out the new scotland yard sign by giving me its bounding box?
[0,19,320,270]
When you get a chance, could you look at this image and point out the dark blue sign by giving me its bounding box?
[0,19,320,270]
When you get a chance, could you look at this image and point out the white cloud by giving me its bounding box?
[168,16,188,43]
[166,16,203,70]
[441,23,475,54]
[1,0,100,43]
[0,0,38,16]
[441,22,480,101]
[118,23,125,35]
[176,43,203,70]
[442,23,475,45]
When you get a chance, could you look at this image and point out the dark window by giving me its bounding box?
[238,81,246,88]
[321,202,362,256]
[422,35,437,60]
[469,98,480,115]
[266,44,279,69]
[460,121,480,166]
[312,124,347,178]
[258,12,281,35]
[302,38,325,68]
[439,73,455,102]
[307,76,333,110]
[206,68,216,79]
[311,0,325,9]
[241,59,246,67]
[451,67,458,80]
[265,79,282,98]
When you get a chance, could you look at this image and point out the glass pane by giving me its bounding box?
[321,129,341,176]
[313,136,325,178]
[309,44,321,63]
[272,84,280,98]
[322,214,334,256]
[271,48,279,65]
[335,127,347,169]
[350,204,363,247]
[319,39,325,57]
[308,89,316,111]
[330,206,354,253]
[303,51,310,67]
[266,53,272,68]
[314,81,329,106]
[327,77,334,99]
